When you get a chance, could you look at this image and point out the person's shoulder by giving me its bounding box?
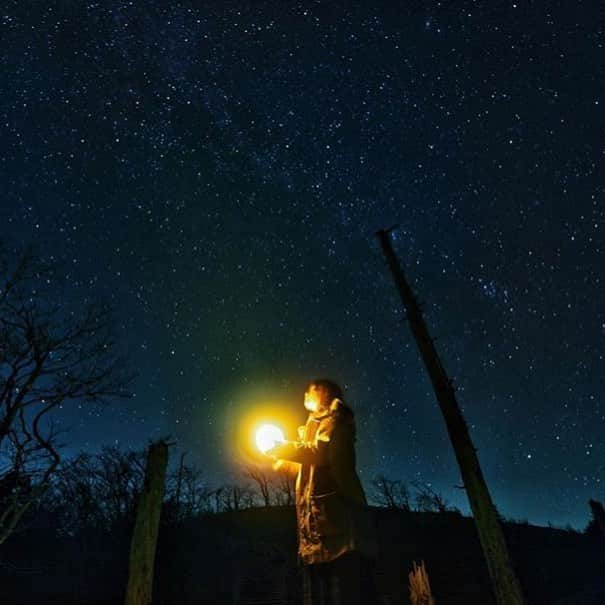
[328,399,355,428]
[316,399,354,430]
[316,400,344,429]
[329,398,351,415]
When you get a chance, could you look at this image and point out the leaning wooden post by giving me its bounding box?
[125,440,169,605]
[376,227,526,605]
[588,499,605,539]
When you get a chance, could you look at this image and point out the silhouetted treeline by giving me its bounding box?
[4,444,602,541]
[6,445,471,538]
[30,446,296,532]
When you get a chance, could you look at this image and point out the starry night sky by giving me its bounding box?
[2,2,603,529]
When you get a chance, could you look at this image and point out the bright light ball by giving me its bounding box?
[255,424,285,453]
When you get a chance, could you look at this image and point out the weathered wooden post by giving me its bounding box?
[125,440,169,605]
[589,499,605,539]
[376,227,527,605]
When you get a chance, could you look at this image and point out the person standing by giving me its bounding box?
[268,379,377,605]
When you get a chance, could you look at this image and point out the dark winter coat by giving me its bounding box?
[272,399,376,565]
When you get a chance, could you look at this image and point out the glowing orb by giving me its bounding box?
[255,424,285,453]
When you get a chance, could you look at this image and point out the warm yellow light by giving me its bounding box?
[255,424,285,453]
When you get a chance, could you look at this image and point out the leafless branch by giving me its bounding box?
[0,244,133,543]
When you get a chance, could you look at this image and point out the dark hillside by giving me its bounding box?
[1,507,604,604]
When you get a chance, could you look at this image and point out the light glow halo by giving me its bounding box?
[255,424,285,453]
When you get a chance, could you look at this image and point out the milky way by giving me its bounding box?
[1,2,603,528]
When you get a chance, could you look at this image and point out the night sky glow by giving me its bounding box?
[2,2,603,529]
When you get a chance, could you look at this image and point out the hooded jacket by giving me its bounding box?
[272,399,376,565]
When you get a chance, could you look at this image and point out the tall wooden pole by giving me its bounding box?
[125,440,169,605]
[376,227,526,605]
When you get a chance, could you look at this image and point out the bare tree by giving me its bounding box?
[178,465,214,516]
[94,446,146,523]
[244,464,274,507]
[0,245,132,544]
[164,454,213,520]
[219,483,255,512]
[371,474,411,510]
[273,469,295,506]
[47,447,146,532]
[211,486,224,513]
[412,481,453,513]
[47,452,105,532]
[48,447,219,532]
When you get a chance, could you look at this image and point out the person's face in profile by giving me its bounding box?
[304,384,328,413]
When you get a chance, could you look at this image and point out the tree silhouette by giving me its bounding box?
[412,480,456,514]
[0,244,132,544]
[164,453,214,521]
[371,474,411,510]
[244,463,274,507]
[272,468,295,506]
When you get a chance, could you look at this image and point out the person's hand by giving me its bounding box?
[265,440,293,461]
[264,443,281,460]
